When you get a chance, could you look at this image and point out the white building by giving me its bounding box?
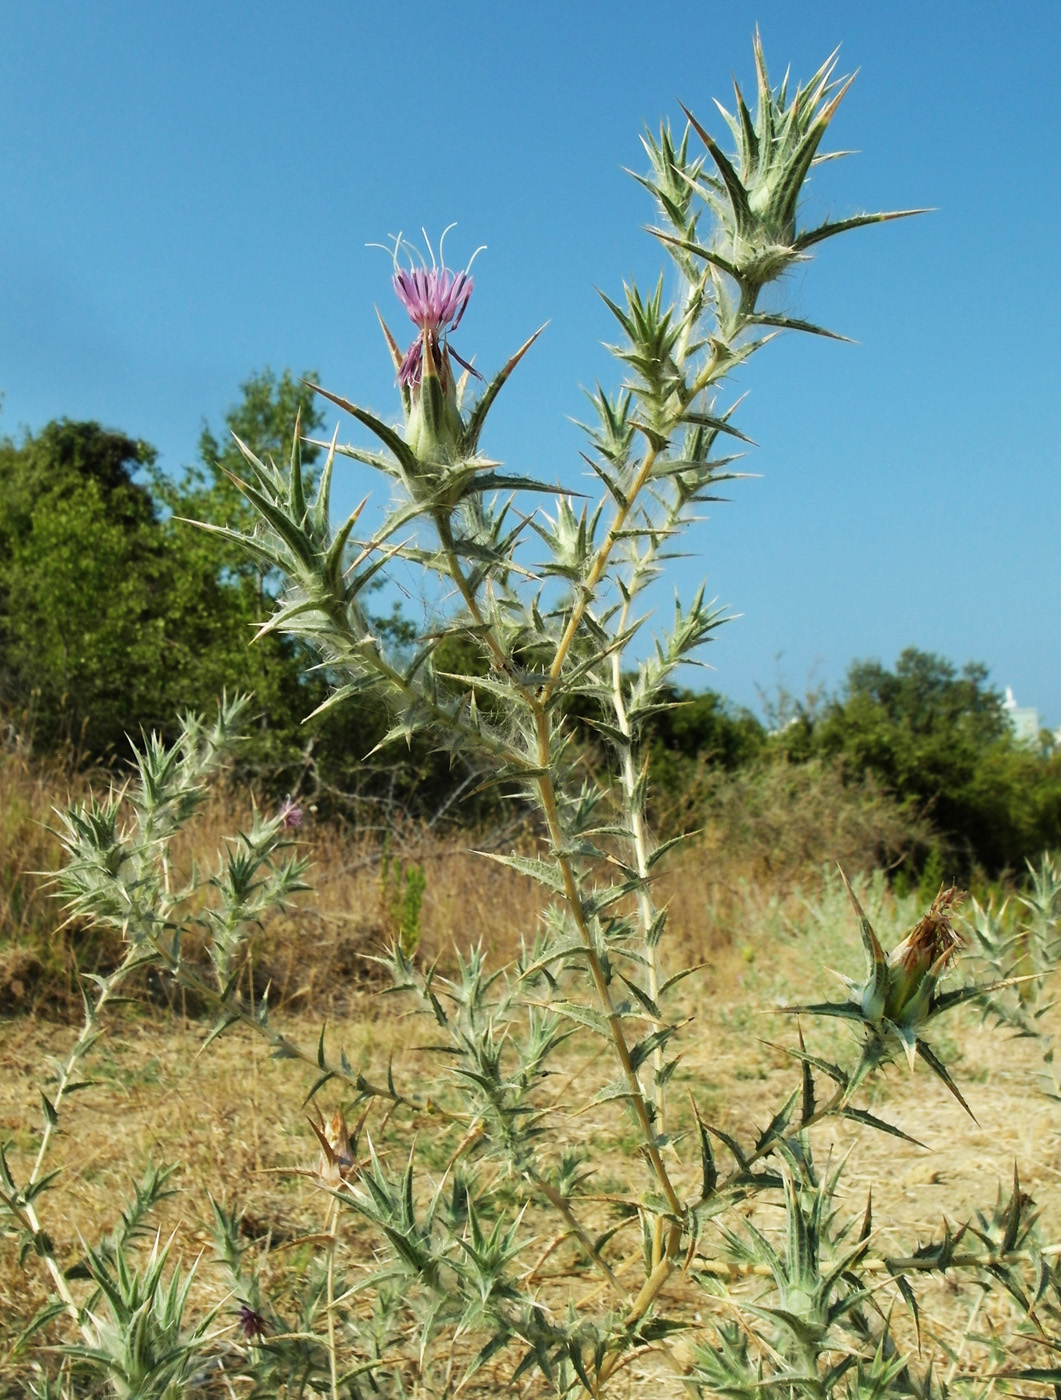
[1003,686,1041,745]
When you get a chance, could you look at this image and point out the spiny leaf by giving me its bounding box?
[475,851,567,895]
[916,1038,977,1122]
[679,101,753,226]
[691,1098,718,1198]
[839,1105,925,1148]
[794,207,929,251]
[782,1000,863,1021]
[754,1087,799,1154]
[745,312,853,341]
[551,1000,613,1040]
[629,1024,679,1073]
[306,381,421,478]
[893,1272,921,1350]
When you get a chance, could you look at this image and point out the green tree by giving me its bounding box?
[794,648,1061,873]
[641,686,765,829]
[0,422,168,751]
[0,378,330,762]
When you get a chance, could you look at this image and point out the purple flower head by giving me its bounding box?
[236,1302,267,1340]
[278,796,303,830]
[382,227,484,389]
[393,264,474,337]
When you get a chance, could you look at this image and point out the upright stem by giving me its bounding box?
[431,444,690,1274]
[324,1197,340,1400]
[542,447,659,694]
[609,604,667,1134]
[532,710,682,1222]
[21,962,141,1342]
[28,983,112,1187]
[433,511,514,681]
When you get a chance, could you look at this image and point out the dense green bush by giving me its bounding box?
[774,648,1061,875]
[0,380,516,821]
[0,399,317,760]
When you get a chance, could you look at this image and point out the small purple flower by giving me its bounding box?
[393,264,474,336]
[393,265,474,387]
[278,796,303,830]
[236,1302,267,1340]
[385,229,484,389]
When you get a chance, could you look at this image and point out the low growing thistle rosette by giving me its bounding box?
[787,872,1031,1117]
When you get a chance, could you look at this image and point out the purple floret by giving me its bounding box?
[393,265,474,334]
[390,249,479,389]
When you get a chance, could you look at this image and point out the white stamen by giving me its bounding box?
[437,221,458,266]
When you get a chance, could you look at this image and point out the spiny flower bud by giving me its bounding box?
[308,1106,358,1189]
[851,882,965,1057]
[652,33,923,324]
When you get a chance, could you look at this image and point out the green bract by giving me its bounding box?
[652,31,925,322]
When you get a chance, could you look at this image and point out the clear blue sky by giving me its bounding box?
[2,1,1058,724]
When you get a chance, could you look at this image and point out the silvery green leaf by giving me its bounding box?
[550,1001,613,1039]
[475,852,566,895]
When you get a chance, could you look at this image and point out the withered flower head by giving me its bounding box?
[308,1106,358,1188]
[785,872,985,1117]
[884,885,965,1023]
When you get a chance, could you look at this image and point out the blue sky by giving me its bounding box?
[1,1,1058,724]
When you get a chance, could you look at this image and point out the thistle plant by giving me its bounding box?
[10,35,1061,1400]
[783,875,1030,1119]
[966,853,1061,1095]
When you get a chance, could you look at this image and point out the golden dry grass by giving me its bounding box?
[2,878,1059,1394]
[1,751,1053,1394]
[0,734,928,1015]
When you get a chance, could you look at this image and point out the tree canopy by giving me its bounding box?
[775,648,1061,873]
[0,375,325,757]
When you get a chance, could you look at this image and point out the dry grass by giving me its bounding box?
[2,877,1059,1393]
[1,740,930,1016]
[0,749,546,1016]
[0,743,94,1012]
[2,748,1052,1393]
